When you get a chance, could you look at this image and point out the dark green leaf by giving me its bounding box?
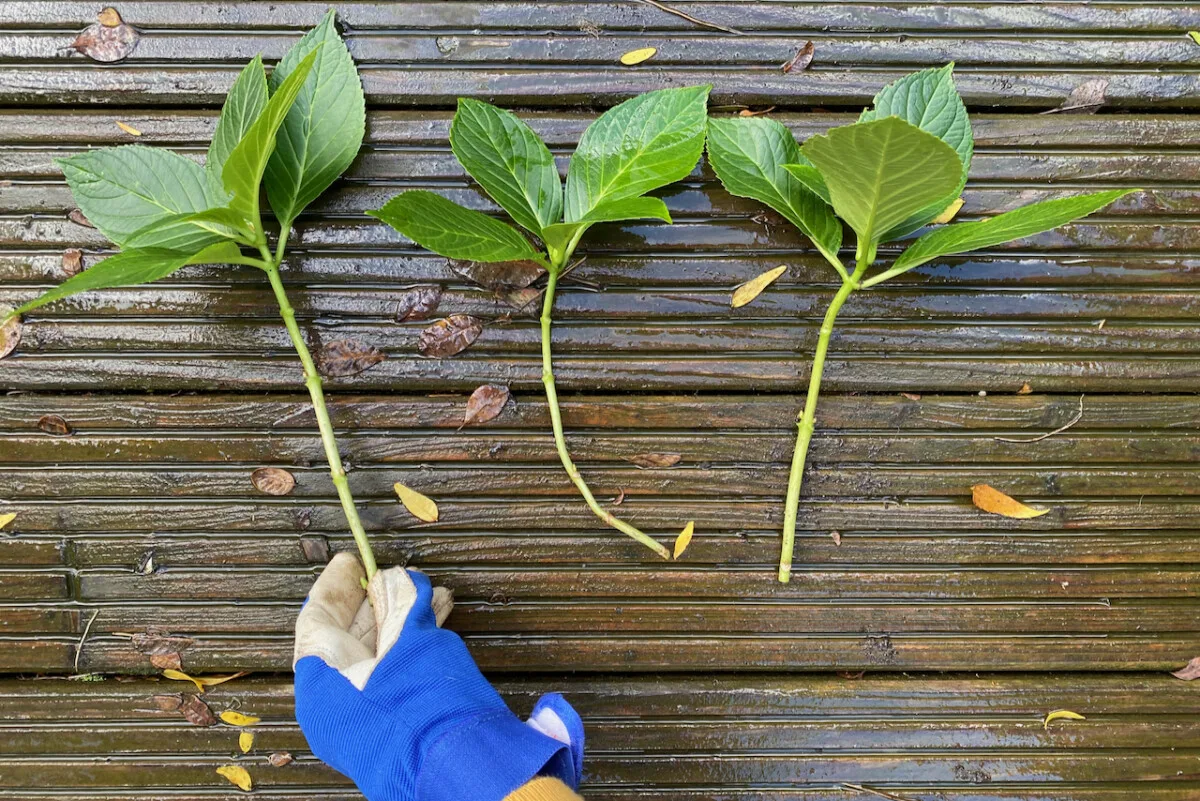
[222,50,317,224]
[57,146,227,250]
[451,98,562,236]
[369,190,547,263]
[124,207,254,249]
[265,10,366,231]
[800,116,962,246]
[9,242,241,317]
[542,196,671,258]
[564,85,710,222]
[706,116,842,262]
[207,55,268,182]
[884,189,1135,278]
[781,163,830,204]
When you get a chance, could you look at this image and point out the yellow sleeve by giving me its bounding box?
[504,776,584,801]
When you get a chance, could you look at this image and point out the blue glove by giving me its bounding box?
[293,553,584,801]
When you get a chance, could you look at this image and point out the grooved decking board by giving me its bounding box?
[0,676,1197,799]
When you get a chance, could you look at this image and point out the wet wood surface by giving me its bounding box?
[1,1,1199,797]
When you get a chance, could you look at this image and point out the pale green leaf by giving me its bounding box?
[781,163,830,204]
[541,197,671,259]
[58,146,227,250]
[885,189,1134,277]
[860,65,974,240]
[11,247,209,317]
[706,116,842,262]
[265,10,366,231]
[207,55,268,181]
[800,116,962,245]
[451,98,562,235]
[369,190,546,263]
[124,207,254,249]
[222,50,317,224]
[564,85,710,222]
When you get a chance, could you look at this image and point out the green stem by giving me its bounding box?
[540,266,671,559]
[778,249,872,583]
[261,250,378,578]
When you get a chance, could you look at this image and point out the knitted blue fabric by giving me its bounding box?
[295,570,581,801]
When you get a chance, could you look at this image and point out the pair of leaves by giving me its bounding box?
[7,11,364,323]
[371,85,711,269]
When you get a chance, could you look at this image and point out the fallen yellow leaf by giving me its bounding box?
[116,121,142,136]
[1017,382,1033,395]
[239,731,254,753]
[96,6,123,26]
[620,47,657,65]
[731,265,787,308]
[216,765,253,791]
[1043,709,1086,729]
[220,710,261,727]
[673,521,694,559]
[1189,31,1200,46]
[162,669,247,693]
[931,197,964,225]
[971,484,1049,519]
[0,512,14,531]
[395,482,439,522]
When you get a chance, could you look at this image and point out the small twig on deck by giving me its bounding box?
[993,395,1085,444]
[840,783,918,801]
[840,783,919,801]
[74,609,100,673]
[634,0,744,35]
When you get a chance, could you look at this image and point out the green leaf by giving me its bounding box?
[124,207,254,249]
[541,197,671,259]
[781,163,830,204]
[10,242,240,317]
[800,116,962,246]
[706,116,842,262]
[58,146,227,250]
[368,190,547,263]
[861,65,974,240]
[885,189,1135,277]
[207,55,269,182]
[222,50,317,225]
[450,98,562,236]
[564,85,710,222]
[264,10,366,231]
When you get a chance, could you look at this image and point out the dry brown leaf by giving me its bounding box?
[673,521,694,559]
[1171,656,1200,680]
[830,530,842,546]
[152,693,182,712]
[68,208,94,228]
[732,265,787,308]
[971,484,1049,519]
[62,249,84,276]
[782,41,815,73]
[220,710,261,727]
[419,315,483,358]
[150,653,182,671]
[131,627,193,655]
[317,339,386,377]
[178,693,216,726]
[738,106,776,117]
[299,536,330,564]
[396,285,443,322]
[395,482,439,522]
[612,488,626,506]
[1044,79,1108,114]
[899,392,921,401]
[499,286,543,312]
[251,467,296,496]
[37,414,73,436]
[72,11,139,62]
[96,6,123,26]
[239,731,255,754]
[116,121,142,136]
[1017,382,1033,395]
[620,47,657,65]
[627,452,682,469]
[0,305,19,360]
[268,752,294,767]
[462,384,511,427]
[930,197,964,225]
[0,513,14,531]
[447,258,544,293]
[216,765,253,792]
[1043,709,1086,729]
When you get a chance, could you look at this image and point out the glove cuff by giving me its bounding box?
[416,711,573,801]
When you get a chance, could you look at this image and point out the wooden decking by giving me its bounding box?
[1,1,1198,797]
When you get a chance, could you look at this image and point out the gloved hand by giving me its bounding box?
[294,553,584,801]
